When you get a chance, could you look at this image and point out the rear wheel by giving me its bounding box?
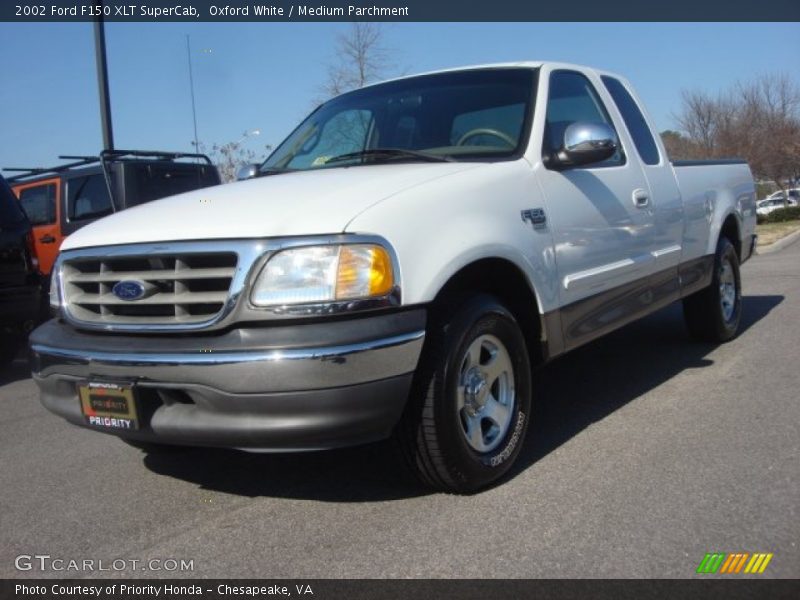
[396,294,532,493]
[683,236,742,342]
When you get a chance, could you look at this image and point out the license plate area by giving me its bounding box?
[78,382,139,431]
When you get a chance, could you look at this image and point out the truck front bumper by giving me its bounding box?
[29,310,425,450]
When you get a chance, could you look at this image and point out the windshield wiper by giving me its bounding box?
[325,148,454,165]
[255,167,297,177]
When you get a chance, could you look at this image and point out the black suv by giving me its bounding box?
[0,174,41,365]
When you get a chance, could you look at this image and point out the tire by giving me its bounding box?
[396,294,532,493]
[683,236,742,343]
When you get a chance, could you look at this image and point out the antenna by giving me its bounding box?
[186,34,200,159]
[93,2,114,151]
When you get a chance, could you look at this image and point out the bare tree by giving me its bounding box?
[194,137,273,183]
[660,129,700,160]
[320,23,393,100]
[737,74,800,191]
[670,73,800,195]
[309,24,397,158]
[675,90,720,156]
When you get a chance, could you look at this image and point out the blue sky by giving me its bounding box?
[1,22,798,171]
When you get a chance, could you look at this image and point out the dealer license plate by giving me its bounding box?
[78,382,139,431]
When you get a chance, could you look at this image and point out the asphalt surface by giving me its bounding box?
[1,240,798,580]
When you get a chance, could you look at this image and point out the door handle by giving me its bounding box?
[39,235,56,244]
[632,189,650,208]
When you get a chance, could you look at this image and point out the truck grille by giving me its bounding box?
[61,252,238,327]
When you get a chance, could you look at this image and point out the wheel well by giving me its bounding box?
[720,215,741,260]
[432,258,544,365]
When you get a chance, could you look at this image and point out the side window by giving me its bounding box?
[544,71,623,167]
[601,76,661,165]
[287,109,373,169]
[18,183,57,226]
[67,174,112,222]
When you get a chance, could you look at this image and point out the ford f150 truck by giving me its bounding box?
[30,63,757,493]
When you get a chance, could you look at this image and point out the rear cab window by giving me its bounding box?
[601,76,661,166]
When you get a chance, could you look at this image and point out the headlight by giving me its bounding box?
[250,244,394,307]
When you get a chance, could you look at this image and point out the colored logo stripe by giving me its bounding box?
[719,553,748,573]
[697,552,773,574]
[697,553,725,574]
[744,553,773,574]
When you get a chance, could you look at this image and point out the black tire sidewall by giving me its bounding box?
[714,239,742,340]
[434,296,532,488]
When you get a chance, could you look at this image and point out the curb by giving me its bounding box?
[757,227,800,255]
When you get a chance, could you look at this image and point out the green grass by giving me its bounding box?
[756,221,800,246]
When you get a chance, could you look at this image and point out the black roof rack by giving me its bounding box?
[99,149,213,165]
[3,149,213,183]
[3,156,101,183]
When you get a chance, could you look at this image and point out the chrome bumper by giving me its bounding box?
[29,311,425,450]
[31,330,423,394]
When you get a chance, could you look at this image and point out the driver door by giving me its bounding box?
[535,69,656,348]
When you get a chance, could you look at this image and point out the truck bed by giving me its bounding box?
[671,159,757,262]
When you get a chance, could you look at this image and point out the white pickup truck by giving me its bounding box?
[31,62,757,492]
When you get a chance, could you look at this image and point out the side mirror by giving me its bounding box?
[557,122,618,168]
[236,164,259,181]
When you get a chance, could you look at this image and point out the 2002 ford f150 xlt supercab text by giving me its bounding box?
[30,62,757,492]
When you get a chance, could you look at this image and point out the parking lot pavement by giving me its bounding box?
[1,239,798,579]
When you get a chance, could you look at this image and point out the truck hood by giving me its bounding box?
[61,163,482,250]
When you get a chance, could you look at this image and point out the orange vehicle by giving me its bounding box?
[10,175,61,275]
[6,150,220,276]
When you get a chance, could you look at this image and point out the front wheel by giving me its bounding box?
[683,236,742,342]
[396,294,532,493]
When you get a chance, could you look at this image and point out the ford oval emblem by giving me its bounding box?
[112,280,147,301]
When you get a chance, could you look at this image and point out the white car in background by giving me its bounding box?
[757,194,798,216]
[765,188,800,202]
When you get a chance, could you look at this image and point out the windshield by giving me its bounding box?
[260,68,536,173]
